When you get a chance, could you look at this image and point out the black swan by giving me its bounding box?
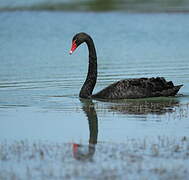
[69,32,182,99]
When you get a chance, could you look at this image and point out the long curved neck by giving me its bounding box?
[79,37,97,98]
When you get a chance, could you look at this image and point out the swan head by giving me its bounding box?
[69,32,89,55]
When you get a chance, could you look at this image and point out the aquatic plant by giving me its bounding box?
[0,137,189,179]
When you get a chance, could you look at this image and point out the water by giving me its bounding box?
[0,11,189,144]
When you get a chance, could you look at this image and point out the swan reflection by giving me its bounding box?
[92,96,180,115]
[73,99,98,161]
[72,97,180,161]
[107,97,180,115]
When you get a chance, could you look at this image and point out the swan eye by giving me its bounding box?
[69,40,77,55]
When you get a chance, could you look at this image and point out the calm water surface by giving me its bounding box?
[0,12,189,143]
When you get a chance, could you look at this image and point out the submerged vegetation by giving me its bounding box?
[0,0,189,12]
[0,137,189,179]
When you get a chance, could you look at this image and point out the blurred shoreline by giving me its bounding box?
[1,0,189,13]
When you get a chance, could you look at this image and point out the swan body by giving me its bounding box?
[92,77,182,99]
[70,32,182,99]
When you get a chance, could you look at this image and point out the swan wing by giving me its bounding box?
[92,77,182,99]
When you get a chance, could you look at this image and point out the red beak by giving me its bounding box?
[69,40,77,55]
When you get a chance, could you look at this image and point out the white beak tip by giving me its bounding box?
[69,50,73,55]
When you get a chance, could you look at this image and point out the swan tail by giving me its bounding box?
[172,85,183,95]
[157,84,183,97]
